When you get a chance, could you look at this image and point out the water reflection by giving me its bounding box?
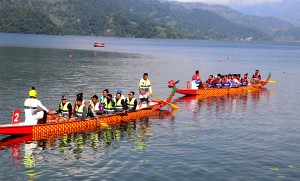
[173,88,273,117]
[0,110,174,169]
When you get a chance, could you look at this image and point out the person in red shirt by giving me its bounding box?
[206,75,214,87]
[251,69,262,84]
[191,70,203,89]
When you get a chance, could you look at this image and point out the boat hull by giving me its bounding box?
[176,85,262,96]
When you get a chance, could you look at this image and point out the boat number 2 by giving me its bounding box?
[12,110,21,124]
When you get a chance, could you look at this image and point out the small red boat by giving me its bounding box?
[94,42,105,47]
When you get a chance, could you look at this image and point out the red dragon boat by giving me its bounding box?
[176,72,273,97]
[0,81,178,140]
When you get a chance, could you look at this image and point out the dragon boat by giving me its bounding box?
[176,72,272,97]
[0,81,178,140]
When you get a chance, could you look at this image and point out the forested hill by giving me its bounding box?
[0,0,299,41]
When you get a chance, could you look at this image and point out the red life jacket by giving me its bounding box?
[253,73,261,79]
[242,78,248,83]
[207,79,213,84]
[214,79,222,84]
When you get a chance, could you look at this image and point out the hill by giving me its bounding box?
[173,2,300,42]
[0,0,299,41]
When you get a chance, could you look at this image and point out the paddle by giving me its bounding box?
[263,80,276,84]
[148,93,180,109]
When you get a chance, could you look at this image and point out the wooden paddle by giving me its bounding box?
[148,93,180,109]
[263,80,276,84]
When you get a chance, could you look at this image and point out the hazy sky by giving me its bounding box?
[173,0,283,6]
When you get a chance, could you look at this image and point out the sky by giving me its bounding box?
[172,0,283,6]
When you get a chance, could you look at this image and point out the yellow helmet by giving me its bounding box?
[29,87,37,98]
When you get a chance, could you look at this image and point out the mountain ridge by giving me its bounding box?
[0,0,299,41]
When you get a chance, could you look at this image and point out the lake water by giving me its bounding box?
[0,32,299,180]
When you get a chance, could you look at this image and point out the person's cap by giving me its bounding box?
[28,87,37,98]
[117,89,122,93]
[61,95,67,100]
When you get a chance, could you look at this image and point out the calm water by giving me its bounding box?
[0,32,299,180]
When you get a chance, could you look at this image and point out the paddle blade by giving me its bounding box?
[268,80,277,84]
[169,102,180,109]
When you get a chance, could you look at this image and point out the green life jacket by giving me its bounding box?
[59,102,70,116]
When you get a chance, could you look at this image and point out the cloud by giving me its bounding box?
[174,0,283,6]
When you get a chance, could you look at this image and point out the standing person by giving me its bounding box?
[138,73,152,108]
[74,97,87,120]
[114,93,127,113]
[126,91,137,111]
[191,70,203,89]
[24,87,49,124]
[88,94,103,117]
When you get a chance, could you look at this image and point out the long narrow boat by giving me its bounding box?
[176,72,272,97]
[0,81,178,140]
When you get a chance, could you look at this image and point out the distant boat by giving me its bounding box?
[94,42,105,47]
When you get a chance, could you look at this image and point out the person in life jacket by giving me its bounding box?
[103,94,115,114]
[24,87,49,125]
[88,94,103,117]
[251,69,262,84]
[100,89,109,105]
[222,75,230,87]
[191,70,203,89]
[73,92,88,116]
[138,73,152,108]
[206,75,214,87]
[56,95,72,117]
[126,91,137,111]
[114,93,127,113]
[213,74,222,88]
[229,74,240,87]
[49,95,73,123]
[114,89,126,101]
[74,97,87,120]
[241,73,251,86]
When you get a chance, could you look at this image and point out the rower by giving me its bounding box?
[57,95,72,117]
[50,95,72,123]
[251,69,262,84]
[126,91,137,111]
[114,89,126,101]
[241,73,251,86]
[24,87,49,124]
[88,94,103,117]
[73,92,88,116]
[114,93,127,113]
[100,89,109,105]
[103,94,115,114]
[74,97,87,120]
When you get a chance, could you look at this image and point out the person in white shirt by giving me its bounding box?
[24,87,49,124]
